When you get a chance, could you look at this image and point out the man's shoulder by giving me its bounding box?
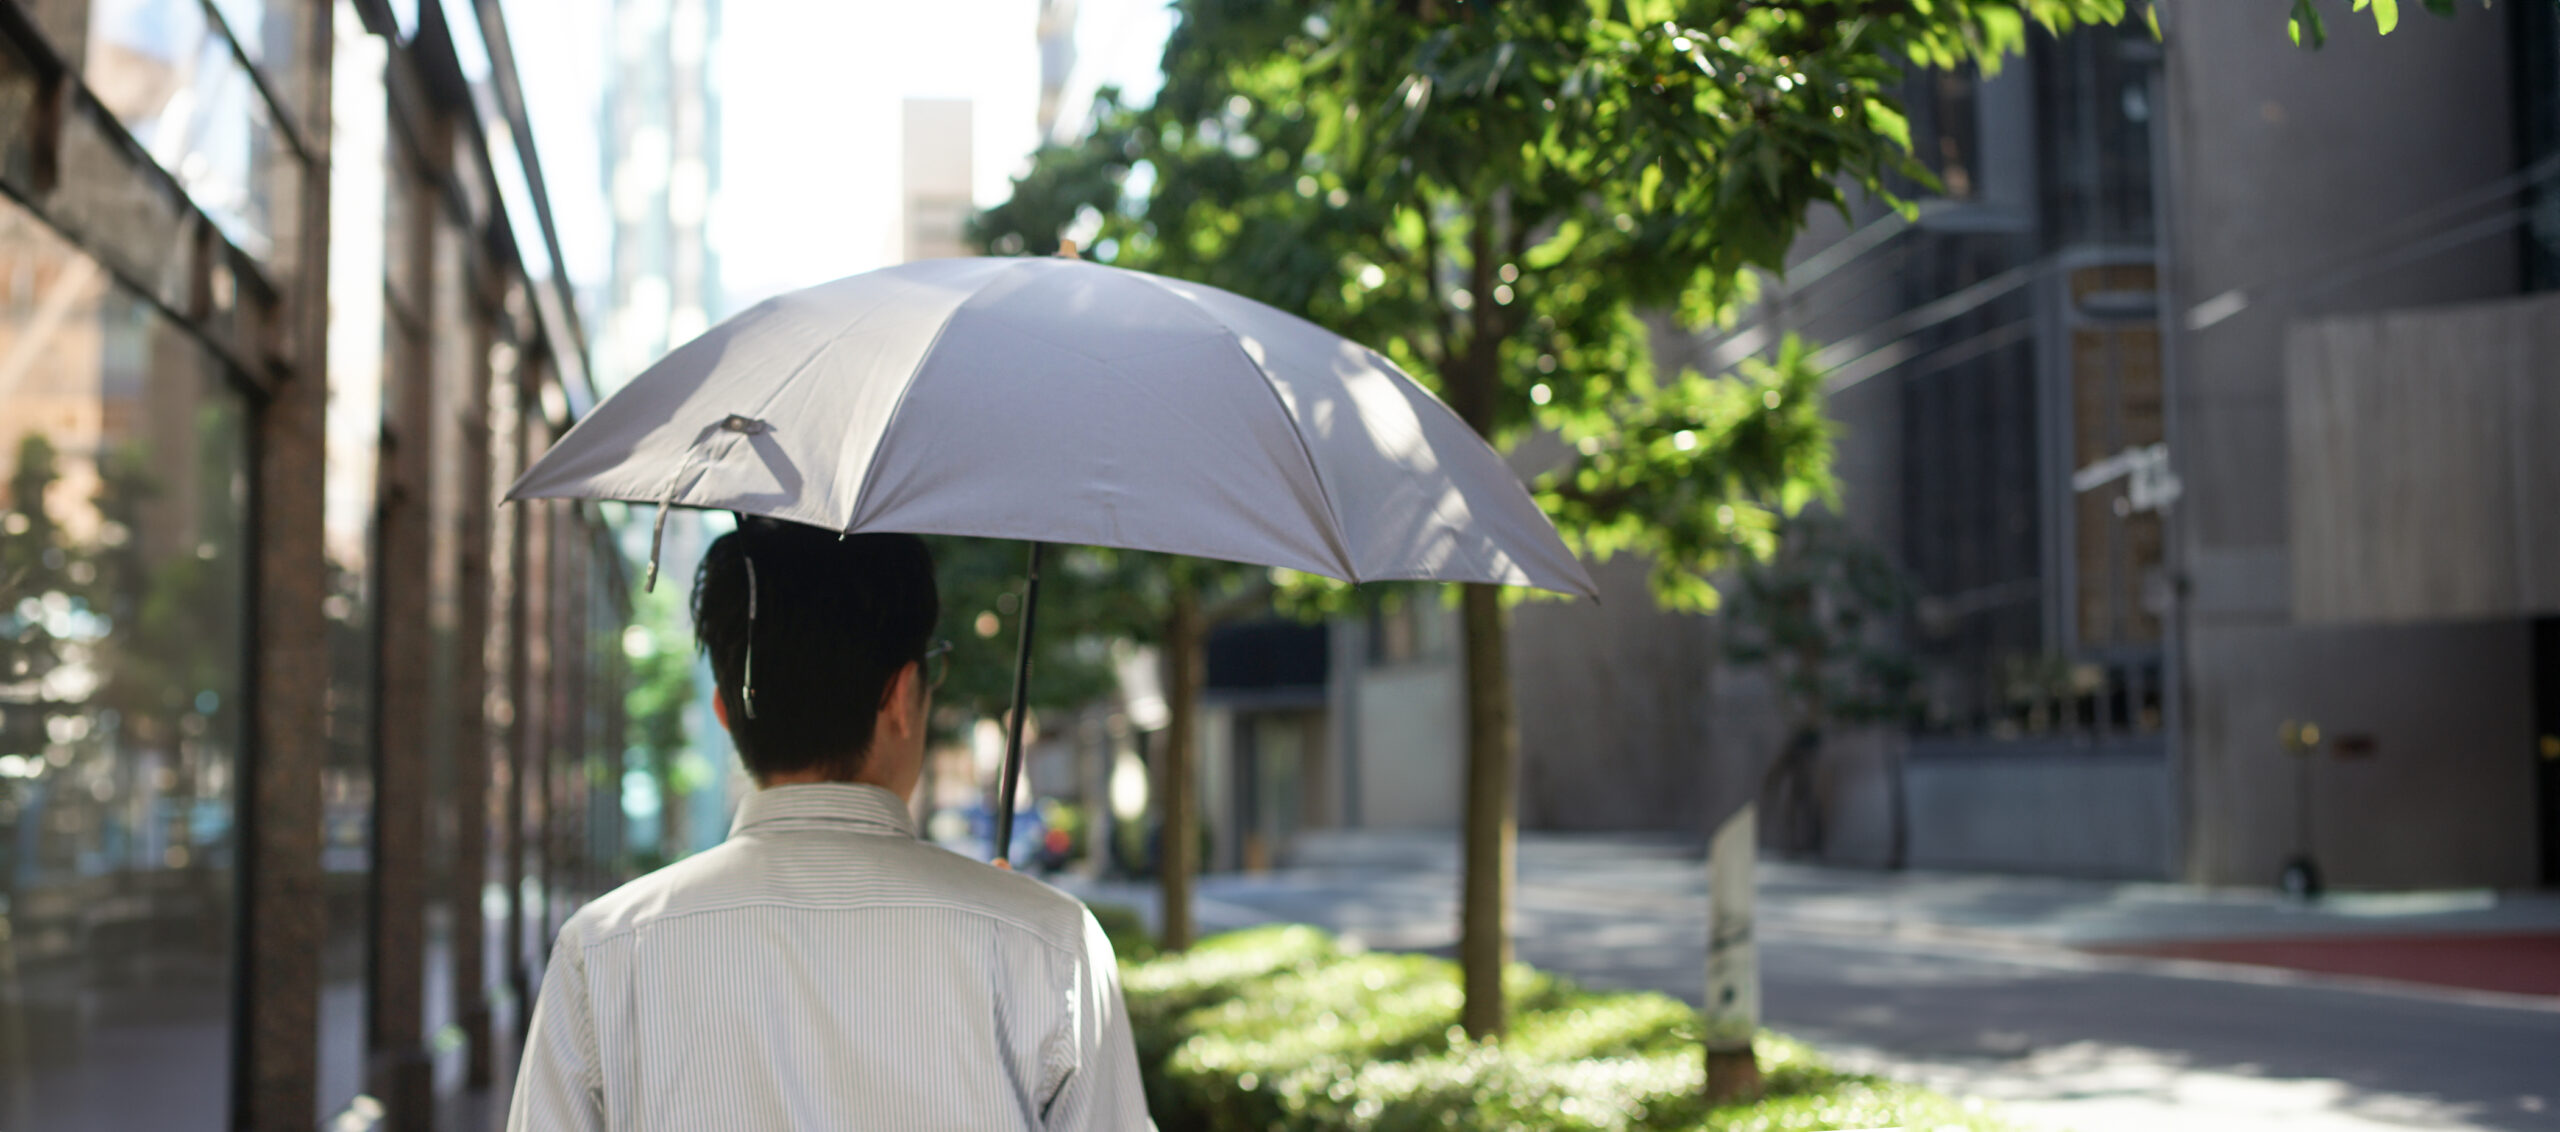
[555,843,749,945]
[559,835,1095,955]
[894,840,1097,945]
[837,835,1095,944]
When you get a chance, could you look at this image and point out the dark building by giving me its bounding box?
[0,3,633,1131]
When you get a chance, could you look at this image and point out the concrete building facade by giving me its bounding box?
[599,0,722,384]
[1701,3,2560,891]
[901,98,976,263]
[597,0,731,861]
[2156,1,2552,891]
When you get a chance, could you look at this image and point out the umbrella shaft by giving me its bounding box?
[993,542,1045,863]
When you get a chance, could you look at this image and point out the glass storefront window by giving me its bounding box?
[315,11,390,1121]
[2035,23,2158,250]
[482,332,522,1050]
[422,180,473,1080]
[0,198,250,1132]
[84,0,286,258]
[208,0,275,63]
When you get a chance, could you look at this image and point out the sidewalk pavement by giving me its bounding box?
[1752,858,2560,1001]
[1052,834,2560,1132]
[1055,829,2560,1002]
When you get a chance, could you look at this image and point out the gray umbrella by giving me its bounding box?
[511,253,1594,858]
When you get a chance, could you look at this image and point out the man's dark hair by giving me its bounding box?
[694,520,938,781]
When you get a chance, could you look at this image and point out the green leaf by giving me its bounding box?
[2370,0,2399,34]
[1973,8,2028,62]
[1864,99,1911,152]
[2289,0,2328,47]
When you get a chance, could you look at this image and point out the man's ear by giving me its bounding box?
[880,662,921,737]
[713,687,731,731]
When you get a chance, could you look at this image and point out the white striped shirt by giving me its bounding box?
[507,783,1153,1131]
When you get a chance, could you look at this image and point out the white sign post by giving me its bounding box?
[1703,804,1760,1103]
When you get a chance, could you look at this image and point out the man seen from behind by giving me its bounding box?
[507,520,1152,1131]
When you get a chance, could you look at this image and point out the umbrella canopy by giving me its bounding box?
[509,255,1596,600]
[511,253,1595,863]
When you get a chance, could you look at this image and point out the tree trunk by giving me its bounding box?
[1458,581,1516,1038]
[1703,805,1762,1104]
[1079,707,1110,878]
[1159,587,1203,951]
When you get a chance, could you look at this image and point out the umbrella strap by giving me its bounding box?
[645,503,675,593]
[645,416,768,591]
[741,554,760,719]
[644,444,706,593]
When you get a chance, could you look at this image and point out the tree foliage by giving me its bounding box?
[623,579,697,860]
[926,539,1152,728]
[979,0,2154,1027]
[979,0,2134,609]
[2285,0,2476,48]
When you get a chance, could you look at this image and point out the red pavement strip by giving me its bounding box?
[2088,933,2560,998]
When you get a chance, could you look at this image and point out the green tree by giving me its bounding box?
[983,0,2148,1039]
[1145,560,1269,950]
[927,540,1145,726]
[930,526,1267,950]
[923,537,1150,883]
[624,581,697,864]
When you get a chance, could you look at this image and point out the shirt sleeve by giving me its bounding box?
[507,922,608,1132]
[1041,907,1155,1131]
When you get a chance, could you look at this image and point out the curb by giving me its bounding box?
[1762,914,2560,1016]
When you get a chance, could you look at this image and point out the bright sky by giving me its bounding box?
[503,0,1173,320]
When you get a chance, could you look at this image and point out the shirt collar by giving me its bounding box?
[729,783,917,840]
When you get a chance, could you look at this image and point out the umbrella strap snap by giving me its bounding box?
[644,416,767,591]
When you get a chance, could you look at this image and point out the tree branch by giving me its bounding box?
[1204,578,1275,625]
[1467,202,1497,348]
[1538,468,1635,520]
[1505,208,1533,282]
[1417,203,1456,371]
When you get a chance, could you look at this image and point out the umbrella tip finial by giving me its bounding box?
[1056,238,1081,261]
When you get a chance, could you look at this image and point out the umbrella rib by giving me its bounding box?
[1121,270,1364,584]
[837,258,1043,533]
[1349,343,1602,599]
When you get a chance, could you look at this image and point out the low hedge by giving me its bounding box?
[1100,918,2005,1132]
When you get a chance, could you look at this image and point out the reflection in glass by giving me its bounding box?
[422,185,471,1070]
[0,199,249,1132]
[315,12,388,1120]
[209,0,275,65]
[84,0,284,257]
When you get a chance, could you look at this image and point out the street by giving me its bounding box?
[1065,836,2560,1132]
